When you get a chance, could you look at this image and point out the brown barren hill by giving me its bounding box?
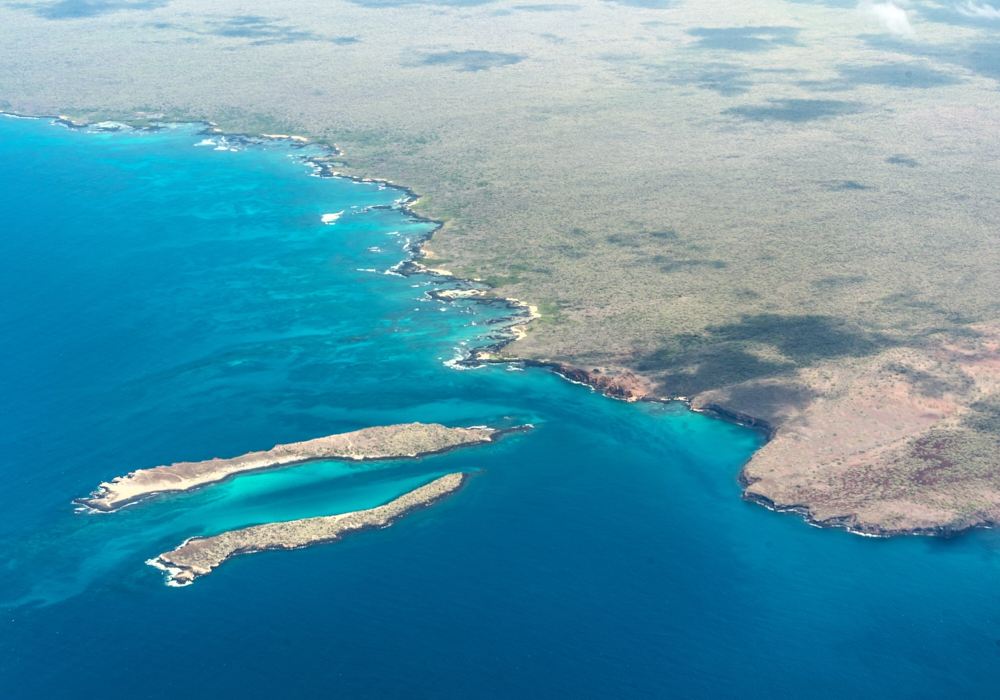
[79,424,499,512]
[150,472,468,586]
[691,328,1000,535]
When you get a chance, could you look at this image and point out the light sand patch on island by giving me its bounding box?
[78,423,498,512]
[150,472,468,585]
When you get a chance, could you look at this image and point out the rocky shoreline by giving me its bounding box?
[149,471,470,585]
[687,401,778,440]
[78,423,503,512]
[30,113,986,541]
[3,112,542,379]
[738,484,998,538]
[302,147,543,361]
[519,363,1000,539]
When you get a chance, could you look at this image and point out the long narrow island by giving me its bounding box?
[149,471,469,585]
[78,423,502,512]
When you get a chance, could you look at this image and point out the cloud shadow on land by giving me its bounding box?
[606,230,678,247]
[836,63,961,89]
[887,154,919,167]
[347,0,492,7]
[839,63,960,88]
[783,0,855,6]
[604,0,673,8]
[638,314,891,396]
[513,3,580,10]
[724,99,860,122]
[640,346,797,396]
[963,397,1000,434]
[31,0,166,19]
[825,180,873,191]
[878,292,983,328]
[863,34,1000,83]
[688,26,800,52]
[913,3,1000,29]
[712,314,888,362]
[655,256,726,271]
[420,50,524,72]
[667,64,753,96]
[958,43,1000,81]
[196,16,358,45]
[813,275,867,289]
[717,382,817,419]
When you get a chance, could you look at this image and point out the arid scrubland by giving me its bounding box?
[4,0,1000,533]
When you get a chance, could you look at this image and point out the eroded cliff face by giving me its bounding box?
[555,366,650,402]
[688,327,1000,536]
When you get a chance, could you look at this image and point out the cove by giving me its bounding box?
[1,116,999,699]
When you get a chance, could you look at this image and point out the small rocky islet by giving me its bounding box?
[77,422,511,585]
[149,472,469,586]
[78,422,499,512]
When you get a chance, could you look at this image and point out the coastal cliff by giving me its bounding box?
[149,472,469,585]
[687,335,1000,537]
[79,423,497,512]
[553,366,650,402]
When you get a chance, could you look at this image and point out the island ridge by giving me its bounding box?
[149,472,469,585]
[79,423,498,512]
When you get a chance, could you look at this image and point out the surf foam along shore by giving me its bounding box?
[149,472,470,585]
[78,423,498,512]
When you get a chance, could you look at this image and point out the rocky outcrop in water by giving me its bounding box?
[149,472,468,585]
[556,366,650,401]
[78,423,496,512]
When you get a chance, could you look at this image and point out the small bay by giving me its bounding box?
[0,116,998,698]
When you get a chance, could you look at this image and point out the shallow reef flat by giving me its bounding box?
[150,472,468,585]
[79,423,496,512]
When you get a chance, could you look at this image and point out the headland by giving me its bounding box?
[149,471,469,585]
[78,423,501,512]
[688,332,1000,536]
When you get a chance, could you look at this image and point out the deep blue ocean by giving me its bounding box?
[1,115,999,699]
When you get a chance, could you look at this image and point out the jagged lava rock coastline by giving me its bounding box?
[534,366,1000,538]
[78,423,504,512]
[149,472,470,585]
[471,359,652,403]
[24,116,1000,542]
[44,117,952,540]
[550,365,651,402]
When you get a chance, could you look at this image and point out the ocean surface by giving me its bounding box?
[0,115,998,699]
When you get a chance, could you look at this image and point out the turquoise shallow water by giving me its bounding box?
[1,115,999,698]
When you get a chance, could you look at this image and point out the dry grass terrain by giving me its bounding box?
[696,326,1000,534]
[5,0,1000,533]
